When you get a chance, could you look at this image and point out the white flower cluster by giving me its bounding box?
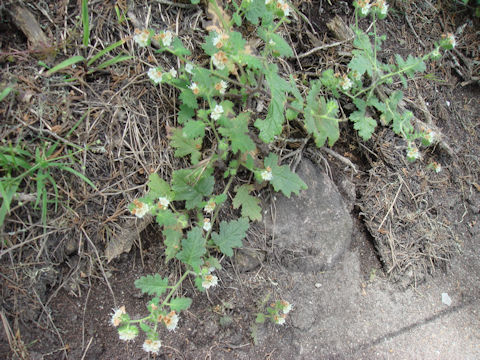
[261,166,273,181]
[133,29,150,47]
[215,80,228,95]
[148,68,163,84]
[201,267,218,289]
[212,51,228,70]
[210,104,224,121]
[131,199,151,218]
[203,218,212,232]
[143,339,161,354]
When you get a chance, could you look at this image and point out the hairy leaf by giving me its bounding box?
[163,227,182,263]
[135,274,169,296]
[305,81,340,147]
[233,184,262,221]
[211,218,249,256]
[254,64,290,142]
[172,169,214,209]
[176,227,206,268]
[243,0,267,25]
[170,128,202,164]
[264,153,307,198]
[169,297,192,312]
[218,112,256,154]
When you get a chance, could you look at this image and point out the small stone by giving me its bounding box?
[441,293,452,306]
[315,283,322,288]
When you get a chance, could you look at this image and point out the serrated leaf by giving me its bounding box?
[148,173,172,199]
[218,112,256,154]
[233,184,262,221]
[229,31,247,54]
[211,218,249,256]
[183,120,205,139]
[172,169,214,209]
[176,227,206,268]
[353,29,372,52]
[394,54,426,78]
[178,104,195,124]
[348,49,374,77]
[254,64,290,142]
[305,82,340,147]
[169,297,193,312]
[156,209,177,227]
[255,313,266,324]
[264,153,307,198]
[258,28,293,57]
[170,128,202,164]
[135,274,169,296]
[243,0,267,25]
[381,90,403,125]
[179,89,198,109]
[163,227,182,263]
[171,37,191,56]
[350,110,377,140]
[202,32,218,56]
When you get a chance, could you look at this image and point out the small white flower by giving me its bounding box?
[203,218,212,232]
[269,39,276,46]
[204,200,216,213]
[447,33,456,48]
[261,166,273,181]
[202,274,218,289]
[110,306,126,327]
[406,144,420,160]
[131,199,151,218]
[118,325,139,341]
[273,313,286,325]
[189,82,200,95]
[210,104,224,121]
[148,68,163,84]
[164,311,179,331]
[143,339,161,354]
[265,0,273,4]
[379,1,389,15]
[185,63,194,74]
[424,130,436,144]
[356,0,371,15]
[133,29,150,47]
[215,80,228,95]
[340,75,352,91]
[212,51,228,70]
[277,0,290,17]
[280,300,293,314]
[169,68,177,78]
[432,162,442,173]
[158,197,170,209]
[159,30,173,47]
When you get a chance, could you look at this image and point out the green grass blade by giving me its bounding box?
[46,56,85,76]
[0,87,13,102]
[0,181,20,227]
[45,173,59,212]
[66,109,89,138]
[82,0,90,47]
[86,39,125,67]
[87,55,132,73]
[56,165,97,190]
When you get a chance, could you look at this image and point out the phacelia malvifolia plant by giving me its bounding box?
[110,0,455,354]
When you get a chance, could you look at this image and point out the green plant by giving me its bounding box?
[46,0,131,76]
[111,0,455,354]
[0,139,96,228]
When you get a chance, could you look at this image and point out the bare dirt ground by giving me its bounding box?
[1,1,479,359]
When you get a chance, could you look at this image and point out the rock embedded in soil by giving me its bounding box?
[265,159,353,273]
